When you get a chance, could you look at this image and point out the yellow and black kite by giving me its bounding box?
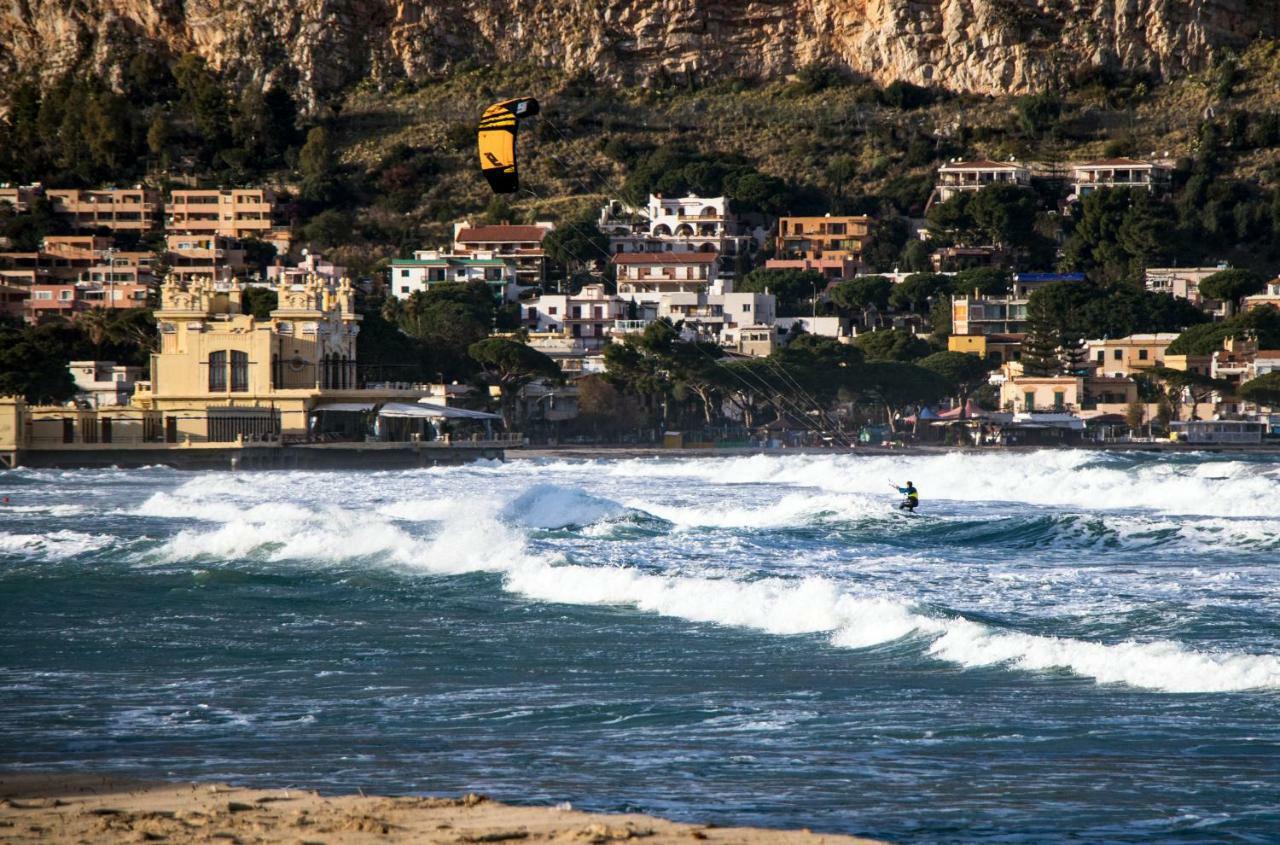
[477,97,540,194]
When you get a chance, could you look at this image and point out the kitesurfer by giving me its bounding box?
[895,481,919,513]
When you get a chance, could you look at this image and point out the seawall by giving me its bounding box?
[8,443,505,471]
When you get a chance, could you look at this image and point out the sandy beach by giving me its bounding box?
[0,774,887,845]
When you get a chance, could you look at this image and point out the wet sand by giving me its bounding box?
[0,773,887,845]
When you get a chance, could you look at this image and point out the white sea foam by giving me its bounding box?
[0,530,116,560]
[567,450,1280,518]
[132,460,1280,694]
[632,491,883,529]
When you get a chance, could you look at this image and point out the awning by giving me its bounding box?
[379,402,502,421]
[416,401,502,421]
[312,402,378,412]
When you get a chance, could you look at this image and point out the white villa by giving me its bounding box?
[521,284,629,350]
[390,250,522,301]
[932,160,1031,204]
[614,252,720,303]
[598,194,761,262]
[1070,158,1171,199]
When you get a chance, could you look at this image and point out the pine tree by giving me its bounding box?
[1019,296,1061,377]
[1058,328,1089,376]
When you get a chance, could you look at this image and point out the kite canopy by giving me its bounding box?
[477,97,539,193]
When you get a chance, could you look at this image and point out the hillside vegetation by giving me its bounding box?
[5,41,1280,279]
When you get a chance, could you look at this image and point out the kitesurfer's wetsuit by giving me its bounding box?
[898,485,919,512]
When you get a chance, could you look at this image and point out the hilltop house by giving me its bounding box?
[1069,158,1171,199]
[932,159,1031,205]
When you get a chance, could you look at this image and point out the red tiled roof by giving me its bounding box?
[455,225,550,243]
[611,252,718,265]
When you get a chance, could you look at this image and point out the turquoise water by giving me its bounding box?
[2,451,1279,843]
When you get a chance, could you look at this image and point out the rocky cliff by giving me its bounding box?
[2,0,1273,105]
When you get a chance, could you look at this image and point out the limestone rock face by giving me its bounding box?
[1,0,1271,105]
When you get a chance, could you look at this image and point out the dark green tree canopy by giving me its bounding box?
[854,328,933,361]
[830,275,892,314]
[1198,269,1266,303]
[918,351,993,392]
[1061,188,1174,283]
[889,273,952,313]
[1239,372,1280,406]
[543,218,610,283]
[1167,307,1280,355]
[739,268,825,310]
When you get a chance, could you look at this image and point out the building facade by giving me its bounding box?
[1145,266,1232,318]
[70,361,147,408]
[390,251,520,301]
[614,252,719,303]
[1086,334,1179,378]
[933,160,1031,204]
[522,284,628,350]
[167,189,277,240]
[46,188,163,233]
[1070,158,1171,198]
[775,215,870,266]
[598,195,760,262]
[453,222,554,288]
[137,275,362,438]
[166,234,247,284]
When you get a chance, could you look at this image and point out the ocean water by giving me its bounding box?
[2,450,1279,843]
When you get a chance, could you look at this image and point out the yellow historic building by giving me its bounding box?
[2,275,509,467]
[131,274,363,440]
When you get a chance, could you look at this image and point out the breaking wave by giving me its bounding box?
[131,475,1280,695]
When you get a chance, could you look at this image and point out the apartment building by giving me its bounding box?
[0,281,29,321]
[1070,158,1171,199]
[167,188,276,240]
[46,188,163,233]
[933,160,1031,204]
[453,222,554,287]
[598,195,760,261]
[1086,334,1179,378]
[0,237,155,319]
[521,284,627,350]
[0,185,41,213]
[951,295,1029,335]
[776,215,871,262]
[613,252,719,303]
[166,234,247,284]
[389,250,519,301]
[24,281,151,323]
[999,374,1137,413]
[931,246,1006,272]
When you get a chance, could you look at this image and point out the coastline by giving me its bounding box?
[0,773,888,845]
[509,442,1280,461]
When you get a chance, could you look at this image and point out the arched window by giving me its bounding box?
[208,351,226,392]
